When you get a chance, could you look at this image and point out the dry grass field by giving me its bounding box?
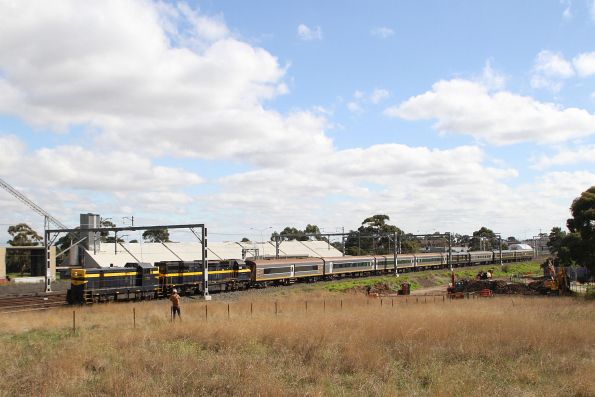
[0,293,593,397]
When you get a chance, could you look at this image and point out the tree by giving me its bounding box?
[6,223,43,275]
[142,228,171,242]
[99,219,116,243]
[452,233,470,246]
[54,228,80,265]
[276,226,304,241]
[344,214,411,255]
[7,223,42,246]
[469,227,498,251]
[547,227,567,258]
[272,225,325,242]
[561,186,595,271]
[304,224,325,241]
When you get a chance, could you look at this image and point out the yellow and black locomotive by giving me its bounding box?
[67,259,251,304]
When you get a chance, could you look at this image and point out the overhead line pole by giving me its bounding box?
[45,223,207,296]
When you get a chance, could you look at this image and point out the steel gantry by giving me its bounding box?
[268,231,454,276]
[44,223,210,299]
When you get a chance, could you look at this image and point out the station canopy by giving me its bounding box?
[83,240,343,268]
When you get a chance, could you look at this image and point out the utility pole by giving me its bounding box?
[499,234,503,267]
[448,232,452,268]
[342,226,345,256]
[394,231,399,277]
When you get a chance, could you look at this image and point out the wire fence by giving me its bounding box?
[65,293,516,333]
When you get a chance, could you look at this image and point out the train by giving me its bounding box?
[67,249,534,304]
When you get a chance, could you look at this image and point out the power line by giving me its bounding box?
[0,177,68,229]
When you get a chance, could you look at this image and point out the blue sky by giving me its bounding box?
[0,0,594,244]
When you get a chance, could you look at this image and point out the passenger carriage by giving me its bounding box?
[413,253,446,269]
[323,256,375,277]
[449,252,470,267]
[469,251,494,265]
[245,258,324,285]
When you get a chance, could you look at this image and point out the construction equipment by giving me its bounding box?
[447,270,468,298]
[544,260,569,294]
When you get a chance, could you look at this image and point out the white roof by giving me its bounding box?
[84,240,343,268]
[509,243,533,250]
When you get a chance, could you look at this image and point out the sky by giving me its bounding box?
[0,0,594,244]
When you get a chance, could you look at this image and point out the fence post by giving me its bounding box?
[275,301,278,316]
[72,310,76,334]
[391,298,394,307]
[341,299,343,310]
[251,302,253,317]
[381,298,383,307]
[133,307,136,329]
[227,303,230,319]
[305,300,308,313]
[323,299,326,313]
[205,304,208,321]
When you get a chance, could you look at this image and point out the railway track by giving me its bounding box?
[0,293,67,314]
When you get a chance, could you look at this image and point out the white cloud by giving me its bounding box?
[297,24,322,41]
[530,50,574,92]
[370,89,390,104]
[561,0,572,19]
[480,60,506,90]
[530,74,563,92]
[532,145,595,169]
[347,88,390,112]
[533,50,574,78]
[370,27,394,39]
[572,51,595,76]
[0,135,25,170]
[0,0,591,243]
[0,1,332,166]
[385,79,595,145]
[0,138,203,193]
[347,101,363,113]
[206,143,578,238]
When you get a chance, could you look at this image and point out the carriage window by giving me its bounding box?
[263,267,292,274]
[294,265,318,272]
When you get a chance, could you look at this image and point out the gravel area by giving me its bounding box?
[0,280,70,296]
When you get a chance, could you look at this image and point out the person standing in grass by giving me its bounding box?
[170,289,181,321]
